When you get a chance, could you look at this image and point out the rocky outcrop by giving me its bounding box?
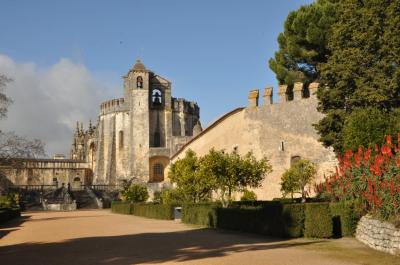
[356,215,400,255]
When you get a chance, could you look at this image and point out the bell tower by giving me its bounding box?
[124,59,150,180]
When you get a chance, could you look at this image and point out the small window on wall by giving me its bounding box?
[291,155,301,166]
[119,130,124,149]
[153,163,164,182]
[136,76,143,88]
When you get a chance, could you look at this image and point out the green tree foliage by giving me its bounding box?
[120,183,149,202]
[342,108,400,151]
[160,188,186,205]
[240,189,257,201]
[271,0,400,153]
[269,0,338,85]
[168,150,214,203]
[200,149,272,207]
[281,159,317,202]
[315,0,400,153]
[169,149,272,207]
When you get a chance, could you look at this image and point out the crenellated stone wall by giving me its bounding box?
[170,82,337,200]
[356,215,400,255]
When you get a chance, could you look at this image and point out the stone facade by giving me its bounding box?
[356,215,400,255]
[170,82,337,200]
[71,60,201,185]
[1,158,89,189]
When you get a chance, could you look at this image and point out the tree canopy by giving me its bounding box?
[169,149,272,207]
[270,0,400,153]
[280,159,317,202]
[268,0,338,85]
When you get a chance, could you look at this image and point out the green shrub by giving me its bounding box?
[240,190,257,201]
[181,203,219,227]
[111,201,134,214]
[161,189,186,205]
[133,203,175,220]
[281,203,305,237]
[0,207,21,223]
[330,201,360,237]
[217,202,305,238]
[304,203,333,238]
[182,201,305,238]
[120,184,149,202]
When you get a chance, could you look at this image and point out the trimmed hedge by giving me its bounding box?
[111,201,175,220]
[111,201,134,214]
[182,202,305,238]
[181,203,219,227]
[330,201,360,237]
[0,207,21,223]
[133,203,175,220]
[304,203,333,238]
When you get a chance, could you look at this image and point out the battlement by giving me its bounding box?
[172,97,200,114]
[100,98,126,115]
[248,82,320,108]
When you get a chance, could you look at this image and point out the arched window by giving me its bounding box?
[73,177,81,182]
[152,89,162,105]
[153,163,164,182]
[136,76,143,88]
[154,132,160,147]
[119,130,124,149]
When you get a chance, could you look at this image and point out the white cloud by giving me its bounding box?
[0,54,115,157]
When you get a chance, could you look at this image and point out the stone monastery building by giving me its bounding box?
[4,60,337,200]
[70,60,201,185]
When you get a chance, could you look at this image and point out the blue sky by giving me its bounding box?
[0,0,314,155]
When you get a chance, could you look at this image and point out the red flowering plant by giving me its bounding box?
[315,133,400,222]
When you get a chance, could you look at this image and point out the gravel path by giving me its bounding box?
[0,210,381,265]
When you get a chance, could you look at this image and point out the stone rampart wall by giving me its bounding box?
[356,215,400,255]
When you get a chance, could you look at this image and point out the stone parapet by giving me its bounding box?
[248,89,259,107]
[263,87,273,105]
[356,215,400,255]
[100,98,127,115]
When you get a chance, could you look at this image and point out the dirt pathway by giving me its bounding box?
[0,210,397,265]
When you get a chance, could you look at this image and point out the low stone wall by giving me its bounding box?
[43,202,77,211]
[356,215,400,255]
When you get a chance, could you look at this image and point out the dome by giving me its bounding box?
[133,59,146,71]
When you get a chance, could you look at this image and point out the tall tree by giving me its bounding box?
[270,0,400,153]
[269,0,338,85]
[316,0,400,152]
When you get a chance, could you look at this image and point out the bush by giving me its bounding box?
[330,201,360,237]
[111,201,134,214]
[182,201,305,238]
[304,203,333,238]
[120,184,149,202]
[240,190,257,201]
[161,189,186,205]
[217,202,305,238]
[133,203,175,220]
[280,203,305,237]
[0,207,21,223]
[181,203,219,227]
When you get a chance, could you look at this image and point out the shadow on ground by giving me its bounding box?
[0,215,31,239]
[0,227,325,265]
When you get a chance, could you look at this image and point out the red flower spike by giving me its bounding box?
[386,135,392,146]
